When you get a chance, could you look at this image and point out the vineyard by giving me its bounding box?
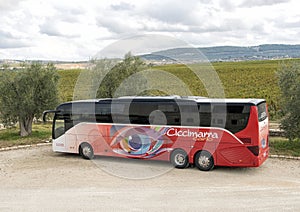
[57,59,299,120]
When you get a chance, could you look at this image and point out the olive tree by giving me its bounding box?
[0,62,59,137]
[96,52,148,98]
[277,62,300,141]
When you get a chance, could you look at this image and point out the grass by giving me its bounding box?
[269,137,300,157]
[0,123,52,148]
[154,60,282,119]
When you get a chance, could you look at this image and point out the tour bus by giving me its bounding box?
[43,96,269,171]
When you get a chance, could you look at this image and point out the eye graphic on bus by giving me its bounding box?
[110,126,172,158]
[261,138,266,148]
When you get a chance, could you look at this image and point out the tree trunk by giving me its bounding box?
[19,116,33,137]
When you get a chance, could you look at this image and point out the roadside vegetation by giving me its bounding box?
[277,62,300,141]
[0,63,59,137]
[269,137,300,157]
[0,123,51,148]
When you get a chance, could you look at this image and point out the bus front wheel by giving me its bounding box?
[194,151,214,171]
[170,149,189,169]
[80,143,94,160]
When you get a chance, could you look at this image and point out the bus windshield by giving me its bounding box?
[53,114,74,139]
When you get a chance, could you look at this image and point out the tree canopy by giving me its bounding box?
[0,62,59,136]
[96,53,148,98]
[277,62,300,141]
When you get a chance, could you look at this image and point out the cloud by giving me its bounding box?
[110,2,135,11]
[142,0,197,25]
[39,18,81,38]
[52,4,86,23]
[0,0,21,11]
[97,17,138,34]
[218,0,237,12]
[0,0,300,60]
[40,24,63,37]
[270,13,300,29]
[240,0,290,7]
[0,30,29,49]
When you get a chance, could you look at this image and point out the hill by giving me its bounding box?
[141,44,300,63]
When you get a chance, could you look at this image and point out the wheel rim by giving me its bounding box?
[82,146,91,157]
[175,153,186,166]
[198,155,211,168]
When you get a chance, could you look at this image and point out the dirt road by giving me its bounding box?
[0,146,299,211]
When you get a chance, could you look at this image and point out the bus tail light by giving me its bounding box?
[247,146,260,156]
[239,137,252,144]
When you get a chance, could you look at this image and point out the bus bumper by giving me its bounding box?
[255,147,269,167]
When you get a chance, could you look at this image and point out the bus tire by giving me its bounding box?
[80,143,94,160]
[194,151,214,171]
[170,149,189,169]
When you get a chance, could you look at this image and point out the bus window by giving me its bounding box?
[158,102,180,125]
[149,110,167,125]
[53,114,74,139]
[111,102,130,124]
[178,103,199,126]
[198,104,250,134]
[199,104,211,127]
[257,102,267,122]
[53,117,65,139]
[95,103,113,123]
[129,101,181,125]
[129,101,153,124]
[225,105,250,133]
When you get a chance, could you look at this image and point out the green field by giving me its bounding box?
[0,123,52,148]
[269,137,300,157]
[57,59,297,119]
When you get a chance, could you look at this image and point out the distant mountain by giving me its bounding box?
[141,44,300,63]
[2,44,300,66]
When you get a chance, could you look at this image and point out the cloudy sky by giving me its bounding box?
[0,0,299,61]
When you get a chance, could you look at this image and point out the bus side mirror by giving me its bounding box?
[42,110,58,123]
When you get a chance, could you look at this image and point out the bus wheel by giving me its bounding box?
[194,151,214,171]
[171,149,189,169]
[80,143,94,160]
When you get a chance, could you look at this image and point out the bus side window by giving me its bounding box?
[129,102,156,124]
[65,119,74,131]
[157,102,180,125]
[225,105,250,133]
[199,104,211,127]
[178,104,198,126]
[95,103,113,123]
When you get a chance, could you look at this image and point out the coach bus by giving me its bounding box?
[43,96,269,171]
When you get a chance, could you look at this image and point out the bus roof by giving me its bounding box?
[63,96,265,106]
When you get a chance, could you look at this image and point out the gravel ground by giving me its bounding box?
[0,146,299,211]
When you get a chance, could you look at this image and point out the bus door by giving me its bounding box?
[52,114,71,152]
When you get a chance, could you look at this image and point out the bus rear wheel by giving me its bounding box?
[194,151,214,171]
[80,143,94,160]
[171,149,189,169]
